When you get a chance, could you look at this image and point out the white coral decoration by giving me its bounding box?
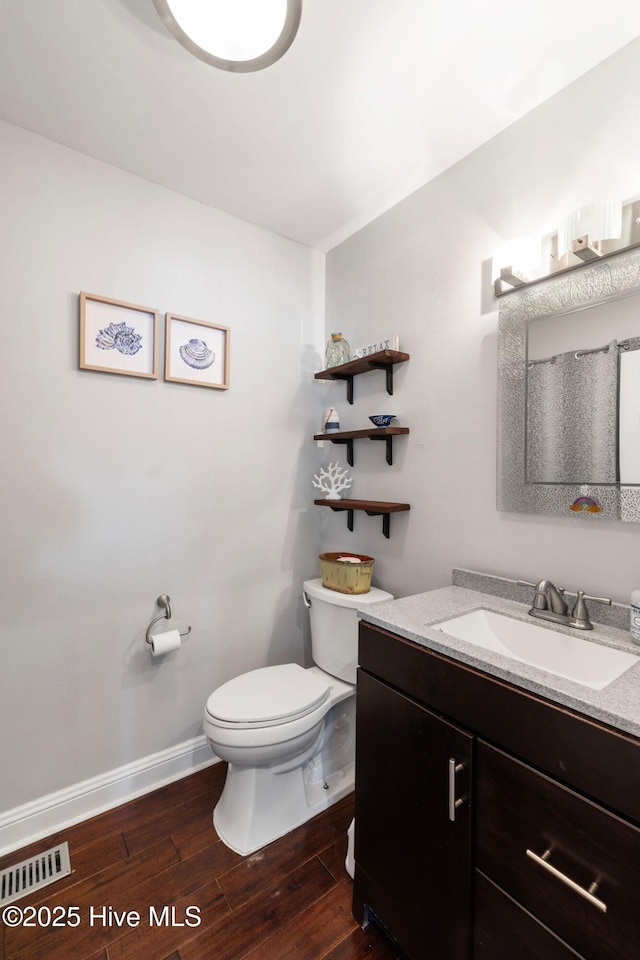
[312,461,353,500]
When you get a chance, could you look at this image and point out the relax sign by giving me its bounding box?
[352,334,399,360]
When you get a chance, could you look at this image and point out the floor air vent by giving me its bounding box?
[0,842,71,906]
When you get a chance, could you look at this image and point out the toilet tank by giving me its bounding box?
[303,578,393,684]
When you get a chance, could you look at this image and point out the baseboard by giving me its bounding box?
[0,735,218,858]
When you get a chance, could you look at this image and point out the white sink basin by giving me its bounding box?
[435,609,639,690]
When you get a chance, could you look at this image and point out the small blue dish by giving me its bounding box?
[369,414,396,428]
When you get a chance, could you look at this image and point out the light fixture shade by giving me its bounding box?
[557,200,622,258]
[153,0,302,72]
[491,235,541,283]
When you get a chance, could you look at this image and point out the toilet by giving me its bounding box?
[203,577,393,856]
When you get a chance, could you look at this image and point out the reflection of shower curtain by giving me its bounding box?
[619,339,640,483]
[526,340,618,483]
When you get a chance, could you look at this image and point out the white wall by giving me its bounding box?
[4,36,640,835]
[0,120,325,816]
[324,39,640,605]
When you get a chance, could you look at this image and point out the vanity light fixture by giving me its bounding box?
[493,195,640,296]
[557,199,623,263]
[152,0,302,72]
[491,235,542,289]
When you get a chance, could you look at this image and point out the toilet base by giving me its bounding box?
[213,698,355,856]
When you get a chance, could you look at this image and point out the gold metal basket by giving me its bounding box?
[319,553,375,594]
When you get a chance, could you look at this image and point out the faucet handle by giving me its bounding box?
[516,580,546,609]
[582,593,612,605]
[571,590,612,627]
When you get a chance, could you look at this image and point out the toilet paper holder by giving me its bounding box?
[145,594,192,646]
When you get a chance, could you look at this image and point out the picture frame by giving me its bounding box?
[80,292,159,379]
[164,313,230,390]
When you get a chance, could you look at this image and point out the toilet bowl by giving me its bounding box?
[203,578,393,856]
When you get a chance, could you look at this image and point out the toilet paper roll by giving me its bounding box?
[150,629,181,657]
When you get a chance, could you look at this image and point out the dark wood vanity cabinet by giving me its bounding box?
[353,621,640,960]
[354,670,473,960]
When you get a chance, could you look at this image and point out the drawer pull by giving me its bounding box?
[448,758,464,821]
[526,848,607,914]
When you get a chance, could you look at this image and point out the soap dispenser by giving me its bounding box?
[630,590,640,644]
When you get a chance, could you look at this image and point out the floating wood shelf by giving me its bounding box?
[313,426,409,466]
[315,349,410,404]
[314,498,410,539]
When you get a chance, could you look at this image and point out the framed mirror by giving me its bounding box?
[497,245,640,522]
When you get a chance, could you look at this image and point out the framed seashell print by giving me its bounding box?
[80,292,159,379]
[164,313,230,390]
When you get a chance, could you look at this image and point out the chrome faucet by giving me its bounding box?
[517,580,611,631]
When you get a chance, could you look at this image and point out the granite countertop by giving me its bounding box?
[358,580,640,740]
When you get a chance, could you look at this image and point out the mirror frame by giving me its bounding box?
[497,245,640,523]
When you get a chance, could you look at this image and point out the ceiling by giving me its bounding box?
[1,0,640,251]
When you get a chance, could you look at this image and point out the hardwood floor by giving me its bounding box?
[0,763,402,960]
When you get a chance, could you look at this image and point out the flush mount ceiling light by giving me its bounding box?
[152,0,302,72]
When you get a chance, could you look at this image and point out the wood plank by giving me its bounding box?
[317,840,351,885]
[321,924,404,960]
[106,877,229,960]
[314,500,410,513]
[5,838,180,959]
[1,763,368,960]
[7,866,200,960]
[0,764,223,874]
[0,832,128,906]
[314,350,410,381]
[171,815,227,861]
[242,882,357,960]
[313,427,409,441]
[172,827,243,878]
[0,821,125,876]
[105,762,222,832]
[123,788,220,856]
[218,794,353,910]
[179,857,337,960]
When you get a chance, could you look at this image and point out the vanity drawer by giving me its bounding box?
[475,872,585,960]
[476,741,640,960]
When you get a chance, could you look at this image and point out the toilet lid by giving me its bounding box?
[205,663,330,725]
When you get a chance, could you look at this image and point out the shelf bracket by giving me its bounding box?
[328,437,354,466]
[328,504,355,532]
[327,372,354,404]
[315,499,408,539]
[370,434,394,465]
[364,509,391,539]
[314,350,408,405]
[369,362,394,396]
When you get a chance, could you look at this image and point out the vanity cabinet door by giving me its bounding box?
[353,669,474,960]
[477,741,640,960]
[475,872,586,960]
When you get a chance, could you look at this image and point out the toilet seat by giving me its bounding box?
[205,663,330,729]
